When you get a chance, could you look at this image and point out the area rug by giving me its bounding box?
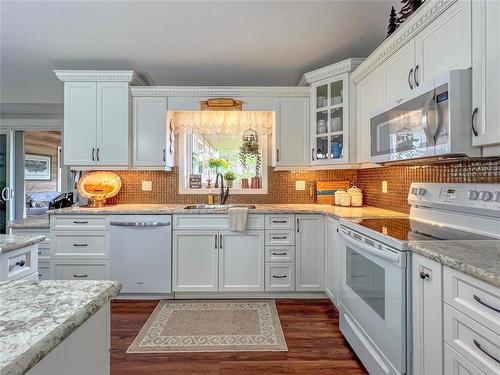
[126,300,288,353]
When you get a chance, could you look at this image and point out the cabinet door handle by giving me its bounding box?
[272,275,287,279]
[414,65,420,87]
[73,274,88,278]
[297,218,300,233]
[472,107,479,136]
[474,339,500,364]
[276,149,280,162]
[311,147,315,161]
[214,235,218,249]
[272,252,287,256]
[219,234,223,249]
[96,148,100,162]
[163,148,166,162]
[92,148,95,162]
[73,243,88,247]
[408,68,414,89]
[419,271,430,280]
[473,294,500,313]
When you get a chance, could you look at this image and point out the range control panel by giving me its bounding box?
[408,183,500,215]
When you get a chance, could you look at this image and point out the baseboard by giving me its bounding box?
[173,291,328,299]
[114,293,174,300]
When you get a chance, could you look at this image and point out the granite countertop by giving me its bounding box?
[48,203,408,219]
[409,240,500,288]
[0,280,121,375]
[0,235,46,255]
[7,216,50,230]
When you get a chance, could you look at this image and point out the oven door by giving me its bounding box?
[339,228,407,373]
[369,79,446,163]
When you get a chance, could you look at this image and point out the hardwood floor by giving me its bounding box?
[111,299,367,375]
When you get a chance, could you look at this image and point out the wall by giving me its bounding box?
[107,159,500,213]
[25,131,61,193]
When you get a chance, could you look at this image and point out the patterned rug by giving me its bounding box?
[127,300,288,353]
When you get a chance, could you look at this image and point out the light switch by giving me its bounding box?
[295,180,306,191]
[142,181,153,191]
[382,180,388,193]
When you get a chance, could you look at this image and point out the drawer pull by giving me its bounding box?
[15,260,26,267]
[38,251,42,255]
[474,339,500,364]
[272,220,287,224]
[73,243,89,247]
[272,236,287,240]
[73,274,88,278]
[272,252,288,256]
[273,275,288,279]
[473,294,500,313]
[72,221,88,224]
[419,272,430,280]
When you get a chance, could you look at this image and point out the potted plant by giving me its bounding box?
[239,131,261,189]
[208,158,228,187]
[223,171,236,188]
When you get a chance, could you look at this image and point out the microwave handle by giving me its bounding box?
[421,91,436,146]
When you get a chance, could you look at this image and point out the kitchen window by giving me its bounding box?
[174,111,272,194]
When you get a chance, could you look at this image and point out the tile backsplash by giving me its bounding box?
[106,159,500,213]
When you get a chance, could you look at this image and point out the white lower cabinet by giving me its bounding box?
[38,263,51,280]
[295,215,324,291]
[325,216,340,305]
[172,230,219,292]
[444,343,486,375]
[219,230,264,291]
[53,260,110,280]
[411,253,443,375]
[265,263,294,291]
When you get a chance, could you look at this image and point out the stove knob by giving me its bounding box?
[411,187,419,195]
[494,191,500,202]
[468,190,480,200]
[417,188,426,196]
[480,191,493,201]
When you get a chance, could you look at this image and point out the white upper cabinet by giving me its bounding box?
[132,96,173,169]
[273,97,310,168]
[55,70,145,168]
[295,214,324,291]
[414,0,471,86]
[96,82,129,166]
[63,82,97,166]
[472,0,500,149]
[356,67,384,164]
[382,39,416,101]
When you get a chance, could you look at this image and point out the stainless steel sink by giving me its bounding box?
[184,204,256,210]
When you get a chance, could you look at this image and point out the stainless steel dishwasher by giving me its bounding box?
[110,215,171,295]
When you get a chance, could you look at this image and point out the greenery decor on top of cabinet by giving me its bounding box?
[54,70,145,168]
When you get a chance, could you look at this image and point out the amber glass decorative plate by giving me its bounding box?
[77,171,122,207]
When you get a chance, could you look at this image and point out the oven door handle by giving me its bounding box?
[339,230,402,265]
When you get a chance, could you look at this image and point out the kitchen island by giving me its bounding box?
[0,280,121,375]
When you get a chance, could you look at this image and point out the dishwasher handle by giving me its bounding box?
[110,221,170,227]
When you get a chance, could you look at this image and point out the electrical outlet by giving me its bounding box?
[142,181,152,191]
[295,180,306,191]
[382,180,388,193]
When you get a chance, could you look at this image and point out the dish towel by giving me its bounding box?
[228,207,249,232]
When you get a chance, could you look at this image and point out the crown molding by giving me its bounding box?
[130,86,311,97]
[53,70,146,85]
[352,0,457,84]
[297,58,365,86]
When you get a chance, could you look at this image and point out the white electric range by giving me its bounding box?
[338,182,500,375]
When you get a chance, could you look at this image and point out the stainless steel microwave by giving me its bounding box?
[369,69,480,163]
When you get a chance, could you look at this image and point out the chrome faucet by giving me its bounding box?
[215,173,230,205]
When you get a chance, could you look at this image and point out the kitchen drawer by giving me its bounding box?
[444,267,500,334]
[51,216,108,231]
[38,262,52,280]
[265,246,295,262]
[52,232,109,259]
[173,214,264,230]
[265,263,295,291]
[265,214,295,230]
[0,244,38,281]
[265,230,295,246]
[37,247,50,261]
[444,343,486,375]
[444,304,500,374]
[53,260,110,280]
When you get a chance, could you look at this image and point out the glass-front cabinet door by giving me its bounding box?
[310,74,348,164]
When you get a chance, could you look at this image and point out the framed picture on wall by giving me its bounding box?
[25,154,51,181]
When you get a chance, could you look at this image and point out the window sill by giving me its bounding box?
[179,188,268,195]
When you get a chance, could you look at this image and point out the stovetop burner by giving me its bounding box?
[355,218,495,242]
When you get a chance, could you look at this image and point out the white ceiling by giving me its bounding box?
[0,0,398,107]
